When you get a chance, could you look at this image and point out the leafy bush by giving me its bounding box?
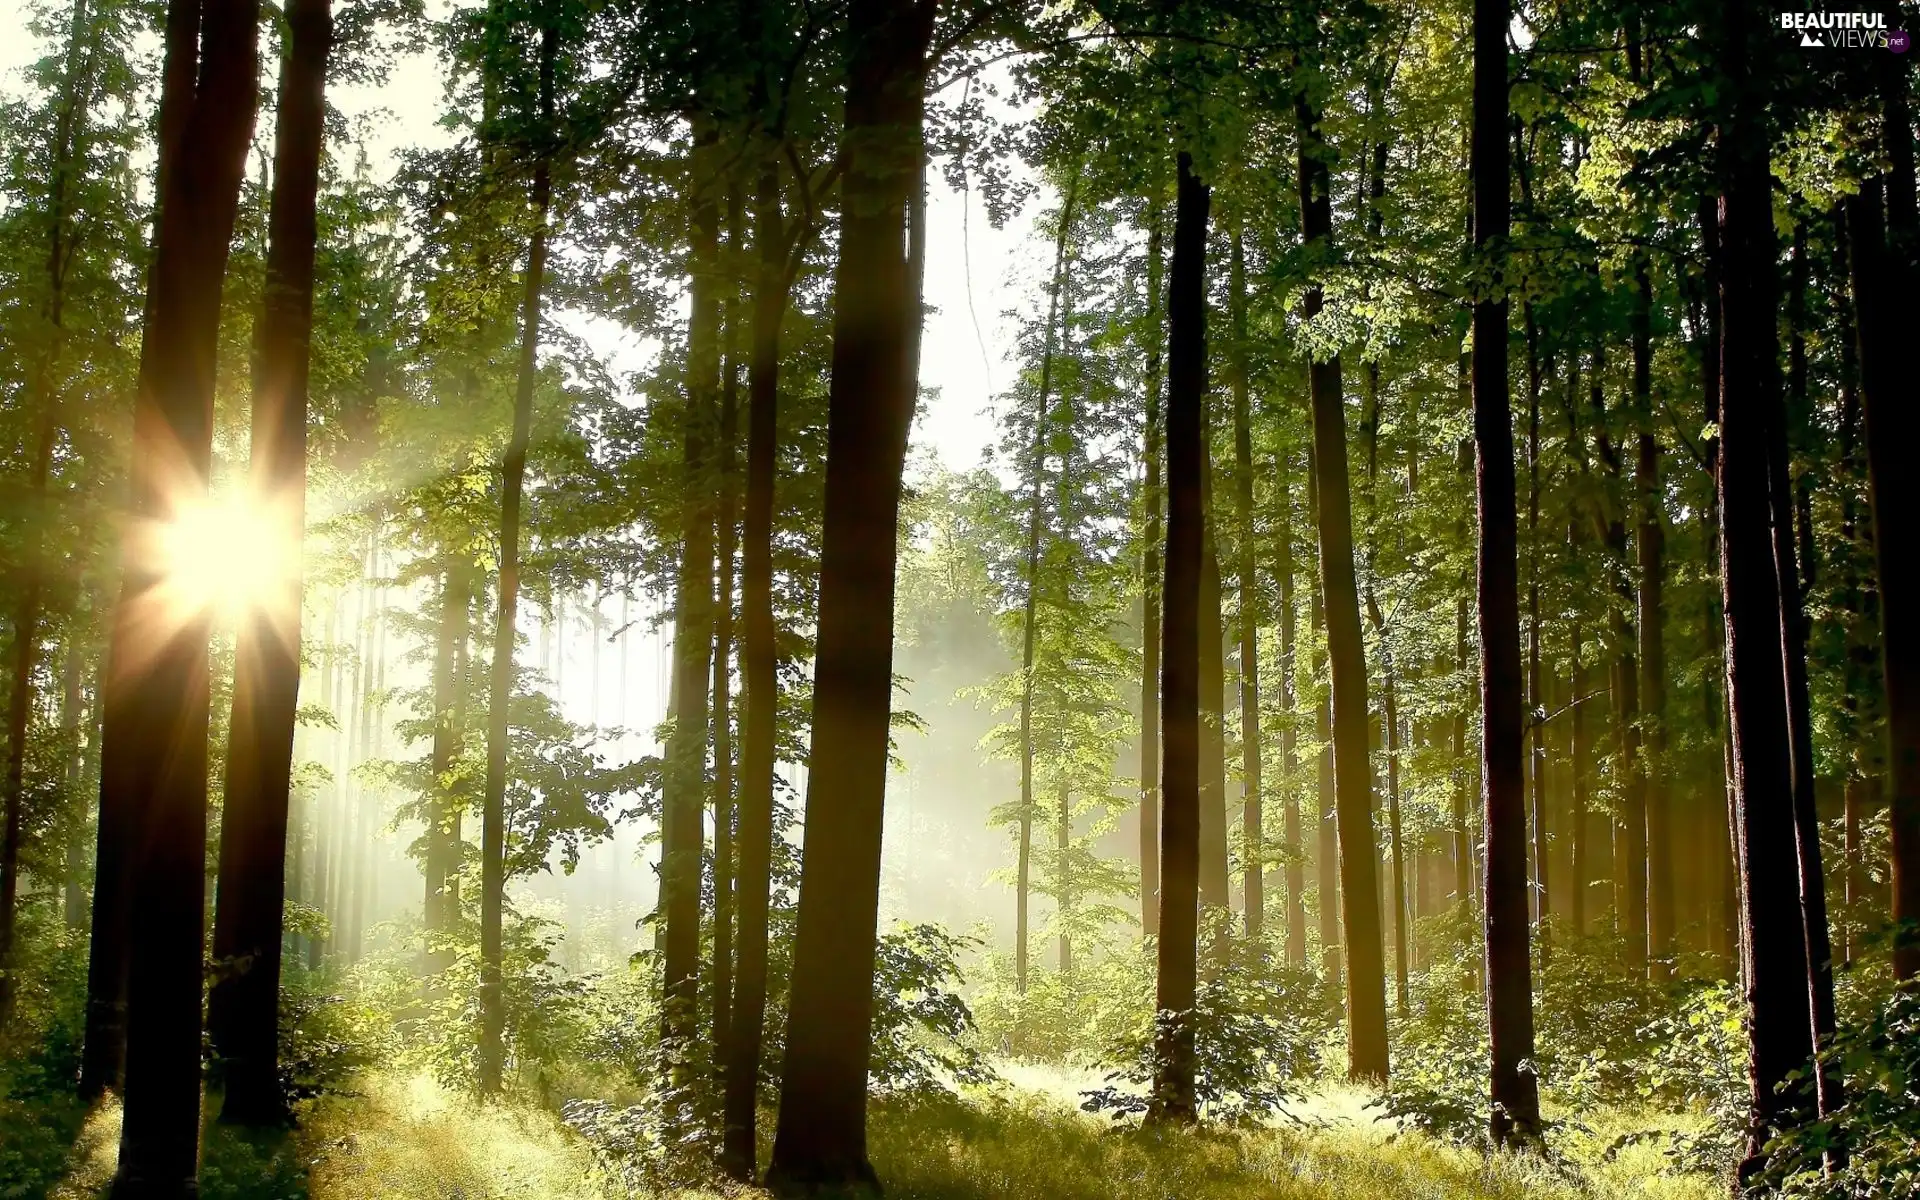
[1080,951,1335,1126]
[1761,977,1920,1198]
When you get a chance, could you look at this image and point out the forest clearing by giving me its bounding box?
[0,0,1916,1196]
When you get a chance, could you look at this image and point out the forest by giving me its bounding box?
[0,0,1915,1195]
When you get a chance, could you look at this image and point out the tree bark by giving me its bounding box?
[478,20,556,1095]
[1523,306,1549,954]
[1472,0,1540,1139]
[1145,149,1208,1130]
[1139,199,1164,940]
[1849,165,1920,984]
[1298,74,1388,1082]
[764,2,933,1185]
[207,0,332,1122]
[96,0,259,1185]
[1230,220,1262,952]
[1714,2,1818,1174]
[1198,459,1230,933]
[712,186,743,1057]
[1278,456,1304,968]
[424,558,470,959]
[721,151,790,1181]
[1631,262,1671,980]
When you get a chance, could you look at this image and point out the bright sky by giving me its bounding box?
[0,4,1042,475]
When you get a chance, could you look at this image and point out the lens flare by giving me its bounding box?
[153,495,297,624]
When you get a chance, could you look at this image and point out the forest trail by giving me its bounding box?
[28,1063,1723,1200]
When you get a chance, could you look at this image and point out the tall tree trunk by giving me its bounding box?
[1472,0,1539,1140]
[1632,261,1671,980]
[1278,456,1304,967]
[1230,220,1262,953]
[94,0,259,1184]
[712,186,743,1056]
[81,0,208,1091]
[62,645,88,932]
[1715,2,1817,1174]
[1309,447,1338,982]
[663,113,720,1059]
[1522,309,1549,955]
[1298,73,1388,1082]
[1770,241,1842,1137]
[478,21,555,1095]
[1849,166,1920,985]
[0,0,97,1025]
[424,557,470,959]
[1145,149,1208,1129]
[207,0,331,1122]
[1139,202,1164,941]
[1198,465,1230,932]
[764,2,933,1185]
[1590,354,1645,960]
[1016,178,1077,995]
[1571,618,1589,936]
[720,150,790,1181]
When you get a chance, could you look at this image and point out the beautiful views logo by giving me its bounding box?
[1780,10,1906,49]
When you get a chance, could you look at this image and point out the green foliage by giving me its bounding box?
[1080,949,1337,1126]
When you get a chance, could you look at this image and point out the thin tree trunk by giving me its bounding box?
[1145,148,1208,1130]
[712,185,742,1057]
[96,0,259,1184]
[1571,619,1589,936]
[1199,463,1230,932]
[1279,456,1304,968]
[765,3,933,1183]
[720,146,791,1181]
[1632,260,1671,980]
[62,645,88,932]
[478,21,555,1094]
[1298,72,1388,1081]
[207,0,331,1121]
[1230,220,1262,953]
[1139,200,1164,941]
[1016,178,1077,994]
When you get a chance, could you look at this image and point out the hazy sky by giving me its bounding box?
[0,2,1045,475]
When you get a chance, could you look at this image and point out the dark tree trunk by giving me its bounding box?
[1230,221,1262,952]
[1199,468,1231,933]
[721,152,790,1181]
[1714,1,1818,1175]
[1472,0,1539,1140]
[0,0,97,1025]
[1140,200,1164,940]
[79,0,203,1099]
[764,2,933,1185]
[207,0,331,1123]
[96,0,259,1185]
[479,21,556,1095]
[1849,162,1920,983]
[1145,149,1208,1129]
[1298,75,1388,1082]
[663,134,719,1050]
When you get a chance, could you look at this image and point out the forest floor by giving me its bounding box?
[15,1061,1727,1200]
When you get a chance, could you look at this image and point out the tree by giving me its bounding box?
[1137,197,1164,940]
[206,0,333,1124]
[1145,146,1208,1129]
[764,0,935,1187]
[1470,0,1539,1145]
[90,0,259,1185]
[479,14,557,1096]
[1712,0,1817,1178]
[1295,23,1388,1083]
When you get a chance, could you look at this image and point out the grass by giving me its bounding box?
[5,1061,1728,1200]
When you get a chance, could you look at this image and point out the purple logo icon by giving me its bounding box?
[1893,29,1912,52]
